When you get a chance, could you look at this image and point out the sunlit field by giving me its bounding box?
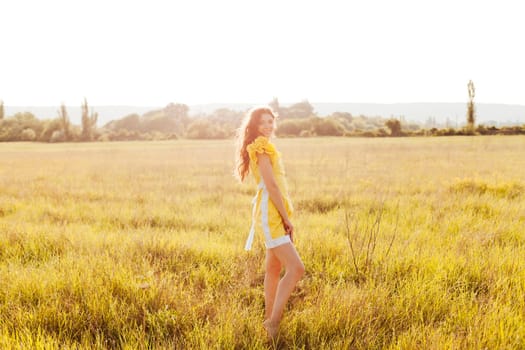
[1,136,524,349]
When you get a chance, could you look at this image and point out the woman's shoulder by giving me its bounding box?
[247,136,275,151]
[247,136,277,161]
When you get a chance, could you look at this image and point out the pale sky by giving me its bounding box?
[1,0,524,106]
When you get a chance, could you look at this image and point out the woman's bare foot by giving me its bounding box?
[263,319,279,340]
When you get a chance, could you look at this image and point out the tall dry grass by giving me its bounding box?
[1,136,524,349]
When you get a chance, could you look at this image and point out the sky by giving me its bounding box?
[1,0,524,107]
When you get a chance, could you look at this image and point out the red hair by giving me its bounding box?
[235,106,277,182]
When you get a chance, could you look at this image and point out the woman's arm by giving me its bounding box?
[257,153,294,240]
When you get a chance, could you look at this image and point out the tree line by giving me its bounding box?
[0,99,98,142]
[1,97,524,143]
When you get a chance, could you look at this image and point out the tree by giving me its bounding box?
[207,108,244,137]
[111,113,141,132]
[0,100,4,121]
[141,103,190,136]
[164,103,189,120]
[164,103,190,135]
[385,118,402,136]
[279,100,315,119]
[81,98,98,141]
[58,103,71,141]
[466,80,476,133]
[329,112,353,131]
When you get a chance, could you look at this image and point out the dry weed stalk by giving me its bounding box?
[344,201,399,280]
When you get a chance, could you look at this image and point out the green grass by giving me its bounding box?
[1,136,524,349]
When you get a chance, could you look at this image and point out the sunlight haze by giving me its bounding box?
[1,0,524,106]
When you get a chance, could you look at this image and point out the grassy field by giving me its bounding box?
[1,136,524,349]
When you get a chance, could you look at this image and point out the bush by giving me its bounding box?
[299,130,313,137]
[276,118,316,137]
[0,112,44,141]
[98,134,111,142]
[436,128,459,136]
[276,119,306,136]
[20,128,36,141]
[499,126,525,135]
[50,130,65,143]
[312,117,346,136]
[39,119,62,142]
[186,120,226,139]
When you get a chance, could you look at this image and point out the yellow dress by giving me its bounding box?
[244,136,294,250]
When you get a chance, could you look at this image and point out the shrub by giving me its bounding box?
[186,120,226,139]
[20,128,37,141]
[50,130,65,143]
[39,119,62,142]
[311,117,346,136]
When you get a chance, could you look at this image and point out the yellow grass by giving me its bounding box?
[1,136,524,349]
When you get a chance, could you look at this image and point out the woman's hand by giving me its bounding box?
[282,217,294,243]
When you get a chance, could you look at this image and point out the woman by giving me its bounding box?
[235,106,305,340]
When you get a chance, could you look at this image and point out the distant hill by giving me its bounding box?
[312,103,525,126]
[5,102,525,127]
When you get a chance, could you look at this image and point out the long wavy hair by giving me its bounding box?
[235,106,277,182]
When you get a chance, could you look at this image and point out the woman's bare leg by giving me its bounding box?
[267,243,304,324]
[264,249,282,320]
